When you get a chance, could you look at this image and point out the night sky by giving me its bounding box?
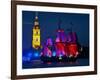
[22,11,89,50]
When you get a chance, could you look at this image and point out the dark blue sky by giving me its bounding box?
[22,11,89,50]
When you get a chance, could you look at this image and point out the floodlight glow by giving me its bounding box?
[52,51,56,56]
[34,52,39,57]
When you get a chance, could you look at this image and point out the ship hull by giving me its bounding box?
[40,56,77,63]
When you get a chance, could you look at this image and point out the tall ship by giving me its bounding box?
[40,23,80,62]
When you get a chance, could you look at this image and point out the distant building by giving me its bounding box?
[32,14,40,49]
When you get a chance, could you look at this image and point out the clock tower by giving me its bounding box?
[32,13,40,49]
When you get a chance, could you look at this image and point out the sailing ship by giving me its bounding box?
[40,25,80,62]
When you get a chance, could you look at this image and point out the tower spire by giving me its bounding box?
[35,12,38,19]
[36,12,38,17]
[34,12,39,27]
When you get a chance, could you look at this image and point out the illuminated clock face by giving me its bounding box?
[33,38,38,42]
[33,29,40,35]
[36,38,38,41]
[36,32,38,35]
